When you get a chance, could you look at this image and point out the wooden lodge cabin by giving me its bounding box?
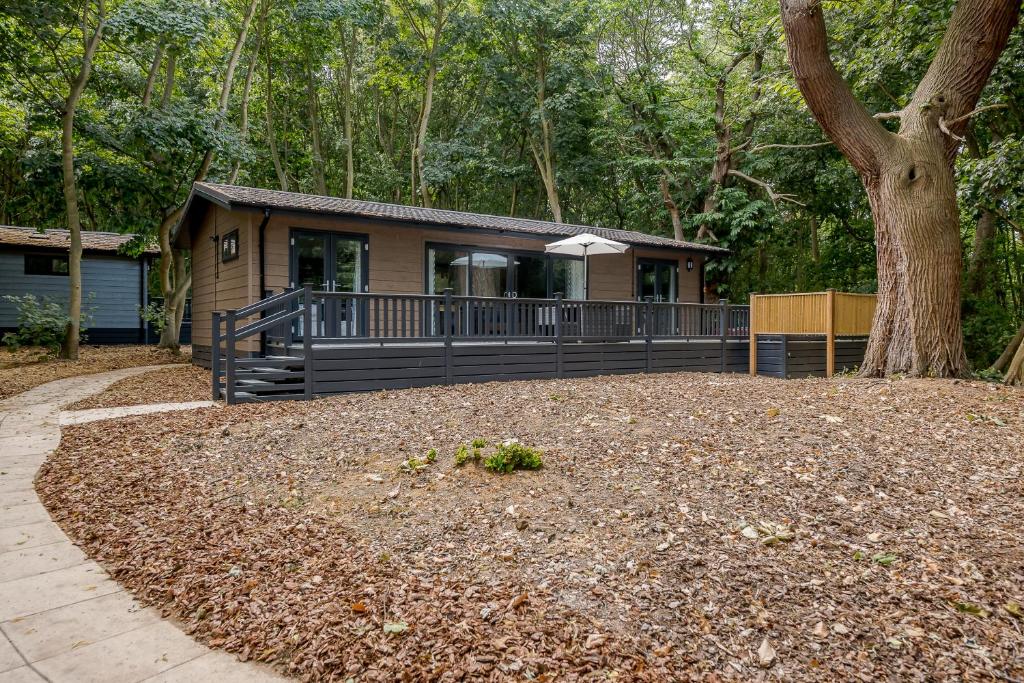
[176,183,727,364]
[175,183,866,402]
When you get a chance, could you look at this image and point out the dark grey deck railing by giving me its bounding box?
[214,289,749,403]
[261,290,749,344]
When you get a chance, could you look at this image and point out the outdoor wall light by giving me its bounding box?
[686,257,694,272]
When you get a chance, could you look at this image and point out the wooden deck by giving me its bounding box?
[208,289,865,403]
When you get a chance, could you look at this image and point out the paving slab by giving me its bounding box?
[59,401,218,426]
[0,542,87,583]
[3,592,159,664]
[32,620,207,683]
[144,650,284,682]
[0,665,44,682]
[0,521,67,555]
[0,563,121,622]
[0,635,22,673]
[0,367,285,682]
[0,504,50,529]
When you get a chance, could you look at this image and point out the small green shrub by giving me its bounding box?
[483,442,543,473]
[454,444,472,466]
[471,437,488,448]
[2,295,90,354]
[425,448,437,463]
[138,300,167,334]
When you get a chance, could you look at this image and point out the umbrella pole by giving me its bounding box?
[582,246,588,336]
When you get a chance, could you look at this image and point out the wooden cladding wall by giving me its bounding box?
[756,336,868,378]
[308,339,750,395]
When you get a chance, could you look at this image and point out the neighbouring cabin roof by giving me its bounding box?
[0,225,158,256]
[176,182,729,255]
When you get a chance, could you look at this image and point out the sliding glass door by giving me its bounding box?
[426,244,583,299]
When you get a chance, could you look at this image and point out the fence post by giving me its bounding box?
[443,288,453,385]
[284,289,295,350]
[554,292,563,378]
[748,292,758,376]
[211,312,222,401]
[719,298,728,373]
[644,296,653,374]
[825,288,836,378]
[303,285,313,400]
[224,310,236,405]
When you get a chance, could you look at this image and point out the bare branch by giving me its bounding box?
[728,169,807,207]
[946,103,1008,127]
[745,141,833,154]
[872,111,902,121]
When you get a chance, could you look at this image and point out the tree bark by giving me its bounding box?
[659,173,683,241]
[141,40,164,107]
[306,55,327,195]
[264,32,288,191]
[340,25,356,199]
[779,0,1021,377]
[59,0,105,360]
[229,2,266,184]
[991,321,1024,374]
[415,62,437,207]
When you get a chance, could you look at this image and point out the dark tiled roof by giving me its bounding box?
[189,182,728,255]
[0,226,158,255]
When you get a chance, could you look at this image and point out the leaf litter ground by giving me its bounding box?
[37,373,1024,681]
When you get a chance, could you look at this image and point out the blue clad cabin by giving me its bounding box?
[0,226,163,344]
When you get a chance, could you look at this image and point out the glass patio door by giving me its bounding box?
[291,231,367,337]
[638,259,678,336]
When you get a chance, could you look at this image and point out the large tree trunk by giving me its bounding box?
[342,25,357,199]
[306,55,327,195]
[779,0,1020,378]
[860,137,966,376]
[59,0,105,360]
[265,38,288,191]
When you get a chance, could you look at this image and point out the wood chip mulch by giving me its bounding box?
[66,365,210,410]
[37,373,1024,681]
[0,345,189,401]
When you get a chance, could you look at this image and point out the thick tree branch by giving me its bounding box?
[908,0,1021,155]
[728,169,806,207]
[779,0,892,175]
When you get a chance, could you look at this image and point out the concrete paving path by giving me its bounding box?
[0,367,284,682]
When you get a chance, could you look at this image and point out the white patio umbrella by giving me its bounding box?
[544,233,629,300]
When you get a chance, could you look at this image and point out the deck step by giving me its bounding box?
[235,369,306,381]
[229,391,307,403]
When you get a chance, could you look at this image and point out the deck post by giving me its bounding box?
[825,288,836,378]
[284,289,295,350]
[780,334,789,378]
[554,292,563,378]
[224,310,236,405]
[749,292,758,376]
[211,312,222,401]
[644,296,653,374]
[719,299,729,373]
[443,288,453,385]
[303,285,313,400]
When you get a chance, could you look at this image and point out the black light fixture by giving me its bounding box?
[686,256,694,272]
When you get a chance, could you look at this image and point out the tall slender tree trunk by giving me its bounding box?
[141,40,164,107]
[265,39,288,191]
[158,0,258,350]
[341,25,357,199]
[659,173,683,241]
[416,61,437,207]
[779,0,1020,377]
[529,66,562,223]
[59,0,105,360]
[306,55,327,195]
